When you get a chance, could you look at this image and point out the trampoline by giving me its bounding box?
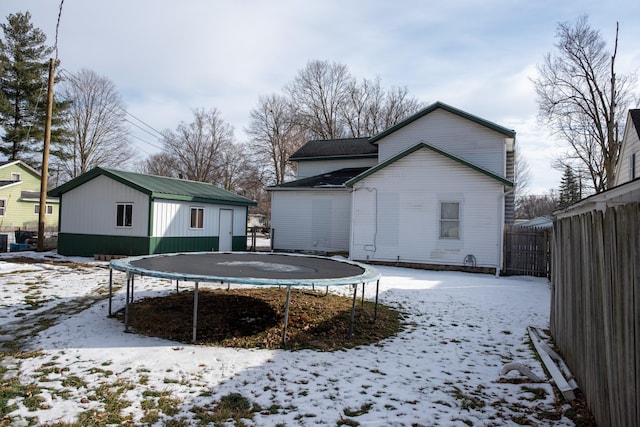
[109,252,381,345]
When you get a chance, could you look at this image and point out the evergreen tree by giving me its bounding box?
[558,166,581,209]
[0,12,54,164]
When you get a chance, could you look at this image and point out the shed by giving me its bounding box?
[48,167,256,257]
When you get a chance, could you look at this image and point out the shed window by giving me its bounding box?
[34,204,54,215]
[116,203,133,227]
[0,199,5,216]
[439,202,460,239]
[10,172,20,181]
[190,207,204,229]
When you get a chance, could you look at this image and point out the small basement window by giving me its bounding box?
[439,202,460,239]
[190,207,204,229]
[116,203,133,227]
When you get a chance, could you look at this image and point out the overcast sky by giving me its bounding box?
[5,0,640,194]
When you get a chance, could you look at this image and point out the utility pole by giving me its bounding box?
[37,58,55,252]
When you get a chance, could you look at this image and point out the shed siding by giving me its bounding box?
[59,175,149,236]
[152,200,247,238]
[350,148,503,268]
[297,158,377,179]
[270,190,351,252]
[377,108,506,176]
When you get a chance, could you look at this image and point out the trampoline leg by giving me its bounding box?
[108,268,113,317]
[361,282,365,309]
[124,272,131,332]
[374,280,380,321]
[325,286,328,296]
[348,283,357,338]
[176,280,179,294]
[130,274,135,303]
[193,282,199,343]
[282,285,292,346]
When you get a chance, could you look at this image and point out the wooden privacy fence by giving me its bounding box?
[503,225,550,277]
[551,202,639,427]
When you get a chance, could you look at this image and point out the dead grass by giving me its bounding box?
[117,288,403,351]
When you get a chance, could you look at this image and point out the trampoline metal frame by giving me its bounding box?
[108,252,381,345]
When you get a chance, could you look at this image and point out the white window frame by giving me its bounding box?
[0,199,6,216]
[34,204,54,215]
[10,172,21,181]
[190,206,204,229]
[116,203,133,228]
[439,201,461,240]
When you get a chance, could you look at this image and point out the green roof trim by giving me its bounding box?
[48,167,256,206]
[345,142,514,187]
[369,101,516,143]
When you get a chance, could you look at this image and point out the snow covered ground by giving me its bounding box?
[0,251,576,426]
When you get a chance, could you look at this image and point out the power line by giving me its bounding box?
[124,110,165,139]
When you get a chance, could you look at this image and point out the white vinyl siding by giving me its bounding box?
[59,175,149,236]
[270,189,351,252]
[296,158,377,179]
[377,108,506,177]
[350,147,503,268]
[152,200,246,238]
[612,111,639,186]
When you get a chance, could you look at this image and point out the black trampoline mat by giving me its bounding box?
[130,253,365,280]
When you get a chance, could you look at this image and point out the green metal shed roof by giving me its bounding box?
[48,167,256,206]
[345,142,514,187]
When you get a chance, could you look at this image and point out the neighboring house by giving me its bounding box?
[48,167,256,257]
[268,102,516,273]
[613,109,640,186]
[0,160,59,233]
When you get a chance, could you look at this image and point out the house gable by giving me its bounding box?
[614,109,640,186]
[370,102,514,178]
[346,142,513,188]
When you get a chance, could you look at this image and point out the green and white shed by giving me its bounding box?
[48,167,256,257]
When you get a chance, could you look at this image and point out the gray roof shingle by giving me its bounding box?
[289,138,377,161]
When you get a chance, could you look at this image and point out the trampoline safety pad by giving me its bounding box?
[108,252,381,345]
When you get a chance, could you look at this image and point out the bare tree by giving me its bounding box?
[515,190,559,219]
[286,60,353,139]
[246,94,305,185]
[514,149,532,198]
[55,69,134,180]
[137,152,179,177]
[533,16,636,192]
[160,108,234,184]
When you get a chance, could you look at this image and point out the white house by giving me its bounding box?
[267,102,516,273]
[48,167,256,257]
[613,109,640,186]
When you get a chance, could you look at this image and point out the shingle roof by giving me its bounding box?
[48,167,256,206]
[267,167,370,190]
[0,180,17,188]
[289,138,377,161]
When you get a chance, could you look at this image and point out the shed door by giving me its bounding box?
[219,209,233,251]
